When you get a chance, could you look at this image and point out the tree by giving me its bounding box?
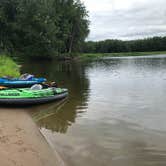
[82,36,166,53]
[0,0,89,58]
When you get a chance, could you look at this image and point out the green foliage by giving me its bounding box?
[0,55,20,77]
[0,0,89,58]
[83,37,166,53]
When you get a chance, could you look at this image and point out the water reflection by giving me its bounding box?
[31,100,70,133]
[22,60,90,133]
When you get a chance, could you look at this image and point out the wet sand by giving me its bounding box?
[0,108,65,166]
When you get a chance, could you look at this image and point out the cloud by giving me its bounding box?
[82,0,166,41]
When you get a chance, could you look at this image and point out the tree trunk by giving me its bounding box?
[68,25,75,54]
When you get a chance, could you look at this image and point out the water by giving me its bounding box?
[22,55,166,166]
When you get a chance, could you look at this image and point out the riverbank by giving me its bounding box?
[0,107,65,166]
[80,51,166,60]
[10,51,166,63]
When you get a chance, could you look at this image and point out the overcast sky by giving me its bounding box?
[82,0,166,41]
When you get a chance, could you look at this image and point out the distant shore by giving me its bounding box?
[80,51,166,60]
[0,108,65,166]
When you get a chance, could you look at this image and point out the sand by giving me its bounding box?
[0,107,65,166]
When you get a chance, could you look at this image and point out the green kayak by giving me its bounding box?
[0,86,68,105]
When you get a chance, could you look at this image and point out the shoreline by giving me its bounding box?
[16,51,166,62]
[0,107,65,166]
[80,51,166,60]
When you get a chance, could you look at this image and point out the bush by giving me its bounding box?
[0,55,20,77]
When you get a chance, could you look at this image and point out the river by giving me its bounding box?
[21,54,166,166]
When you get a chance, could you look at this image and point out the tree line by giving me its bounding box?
[82,36,166,53]
[0,0,89,58]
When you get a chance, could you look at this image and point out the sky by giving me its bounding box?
[82,0,166,41]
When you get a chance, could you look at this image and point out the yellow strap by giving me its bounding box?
[0,86,7,89]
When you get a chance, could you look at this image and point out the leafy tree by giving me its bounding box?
[0,0,89,58]
[83,36,166,53]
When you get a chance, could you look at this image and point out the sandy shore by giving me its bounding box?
[0,107,65,166]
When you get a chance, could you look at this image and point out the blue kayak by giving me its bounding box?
[0,74,46,88]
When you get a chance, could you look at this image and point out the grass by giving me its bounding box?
[0,55,20,77]
[80,51,166,60]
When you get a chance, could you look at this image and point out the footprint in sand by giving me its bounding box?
[14,140,24,146]
[18,147,38,155]
[15,126,24,133]
[0,135,10,144]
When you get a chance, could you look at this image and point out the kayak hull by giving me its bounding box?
[0,91,68,105]
[0,78,46,88]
